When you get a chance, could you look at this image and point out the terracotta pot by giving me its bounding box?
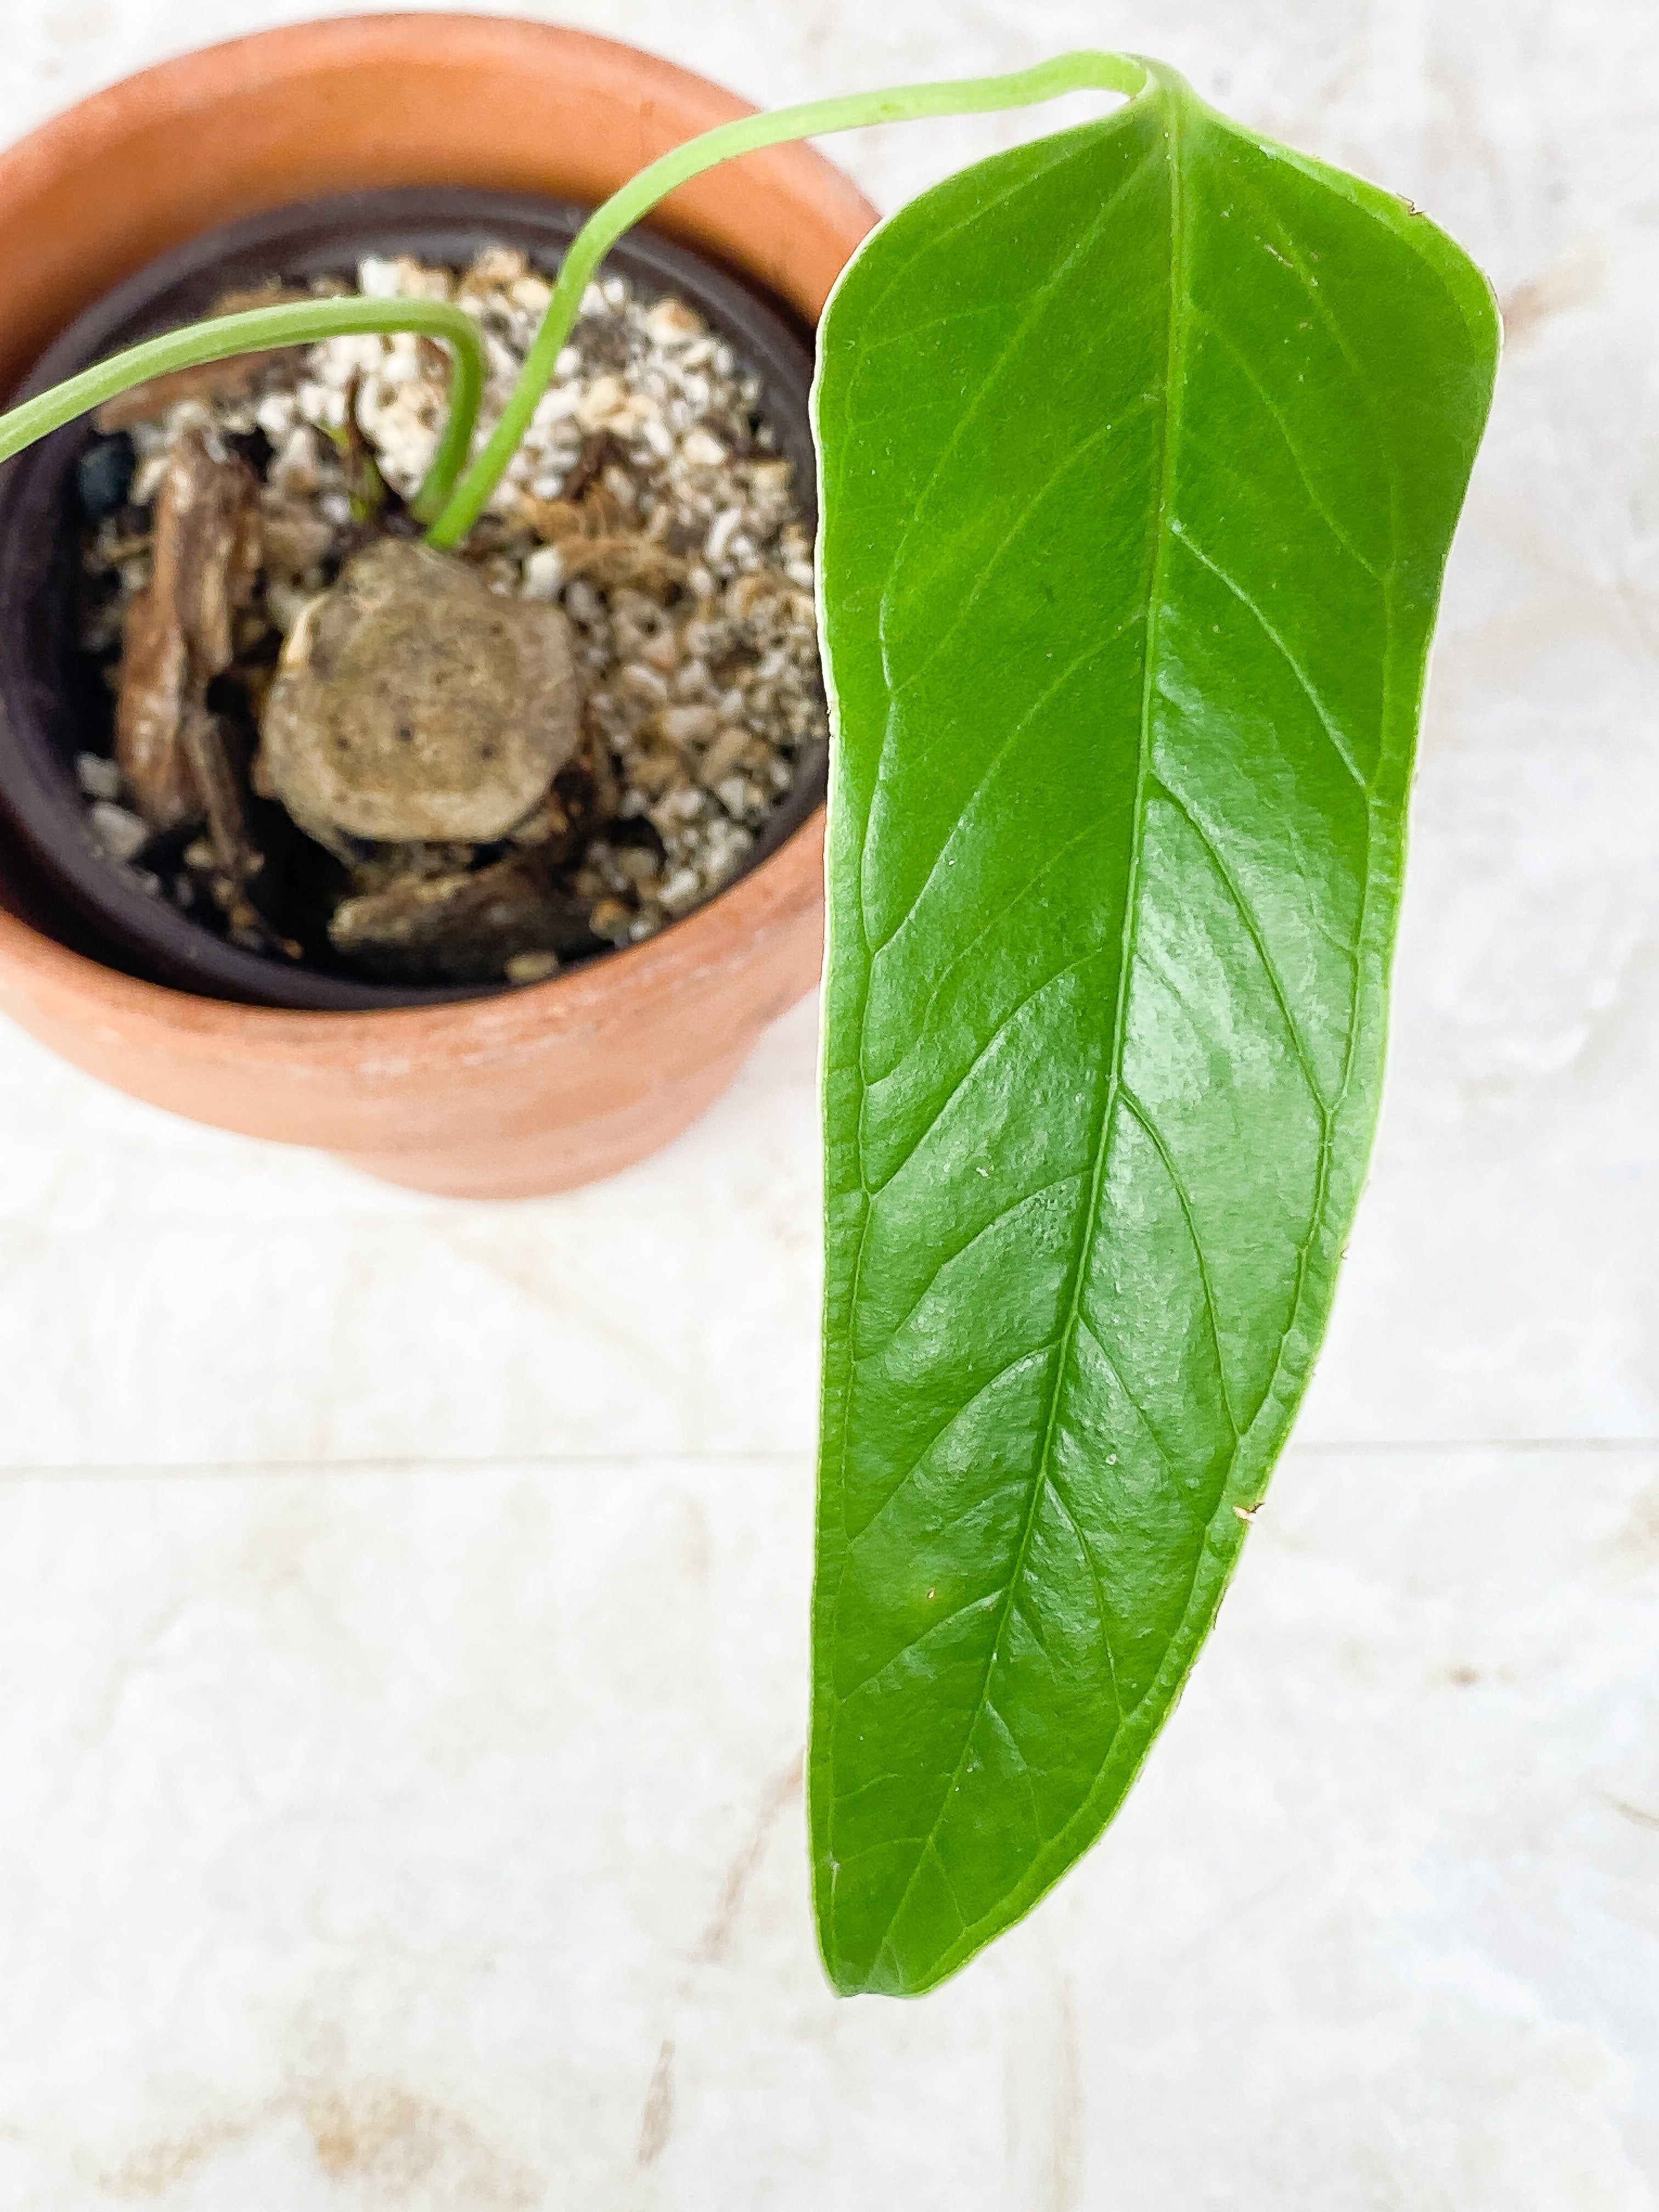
[0,14,878,1199]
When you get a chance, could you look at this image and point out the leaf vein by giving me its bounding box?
[841,1338,1061,1545]
[866,944,1115,1196]
[865,606,1146,975]
[865,810,1115,1090]
[1115,1083,1240,1436]
[1187,303,1385,581]
[861,1172,1086,1353]
[874,139,1166,675]
[1044,1476,1126,1721]
[884,396,1158,705]
[1073,1312,1197,1500]
[835,1589,1008,1705]
[1171,531,1369,790]
[1146,771,1333,1113]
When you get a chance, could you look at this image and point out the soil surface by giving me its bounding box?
[72,248,827,986]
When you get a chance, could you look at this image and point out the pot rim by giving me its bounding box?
[0,13,877,1047]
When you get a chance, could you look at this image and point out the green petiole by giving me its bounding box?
[424,49,1148,544]
[0,297,486,524]
[0,51,1146,540]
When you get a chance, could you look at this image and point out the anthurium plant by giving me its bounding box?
[0,53,1498,1995]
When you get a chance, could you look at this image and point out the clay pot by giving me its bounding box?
[0,16,877,1198]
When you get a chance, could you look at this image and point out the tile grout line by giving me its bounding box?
[0,1438,1656,1481]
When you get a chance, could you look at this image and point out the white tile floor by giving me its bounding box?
[0,2,1654,2205]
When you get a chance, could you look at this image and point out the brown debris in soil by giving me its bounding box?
[178,706,274,946]
[329,847,594,983]
[258,492,336,583]
[93,281,313,432]
[114,426,259,830]
[95,352,298,434]
[520,467,689,597]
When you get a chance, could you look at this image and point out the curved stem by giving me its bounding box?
[423,48,1148,548]
[0,297,487,521]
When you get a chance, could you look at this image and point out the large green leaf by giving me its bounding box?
[809,62,1497,1997]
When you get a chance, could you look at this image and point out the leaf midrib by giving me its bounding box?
[861,86,1194,1986]
[906,186,1421,1996]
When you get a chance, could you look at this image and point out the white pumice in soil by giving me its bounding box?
[74,245,827,982]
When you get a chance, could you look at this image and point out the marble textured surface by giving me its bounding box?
[0,1,1654,2204]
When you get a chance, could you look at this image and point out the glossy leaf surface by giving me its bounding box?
[810,63,1497,1996]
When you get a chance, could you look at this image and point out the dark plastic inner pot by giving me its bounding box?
[0,188,825,1011]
